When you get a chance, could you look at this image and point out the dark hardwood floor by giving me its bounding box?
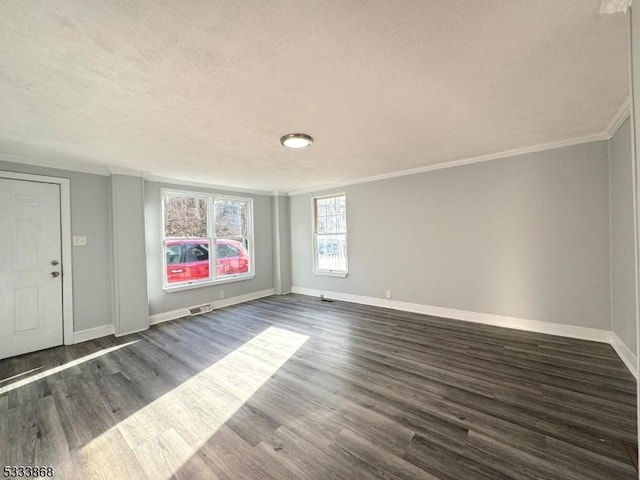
[0,294,637,479]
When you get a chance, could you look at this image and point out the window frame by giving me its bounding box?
[311,192,348,277]
[161,188,255,291]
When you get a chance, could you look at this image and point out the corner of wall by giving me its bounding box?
[608,129,615,334]
[612,331,639,379]
[272,195,282,294]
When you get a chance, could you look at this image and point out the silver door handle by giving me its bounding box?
[50,271,60,278]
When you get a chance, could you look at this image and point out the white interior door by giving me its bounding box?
[0,178,63,360]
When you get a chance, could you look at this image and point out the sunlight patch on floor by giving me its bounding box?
[0,366,42,384]
[0,341,139,395]
[75,326,309,480]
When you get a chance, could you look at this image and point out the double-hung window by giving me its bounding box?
[313,193,348,276]
[162,189,254,289]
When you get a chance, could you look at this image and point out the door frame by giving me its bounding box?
[0,171,74,345]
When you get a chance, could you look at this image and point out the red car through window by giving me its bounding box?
[165,239,249,284]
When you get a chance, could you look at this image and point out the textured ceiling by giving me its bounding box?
[0,1,630,193]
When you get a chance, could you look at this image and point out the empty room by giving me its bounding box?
[1,1,639,479]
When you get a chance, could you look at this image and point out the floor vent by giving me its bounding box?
[189,304,214,316]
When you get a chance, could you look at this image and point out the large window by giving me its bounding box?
[162,190,253,289]
[313,193,347,276]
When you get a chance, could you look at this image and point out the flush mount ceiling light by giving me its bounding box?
[280,133,313,149]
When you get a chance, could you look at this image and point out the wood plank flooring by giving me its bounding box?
[0,294,637,479]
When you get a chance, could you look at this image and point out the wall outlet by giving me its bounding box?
[219,291,225,299]
[385,290,392,299]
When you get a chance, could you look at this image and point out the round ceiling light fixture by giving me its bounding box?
[280,133,313,149]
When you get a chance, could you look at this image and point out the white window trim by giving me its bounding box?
[162,273,256,292]
[161,188,255,291]
[313,269,349,278]
[311,192,348,277]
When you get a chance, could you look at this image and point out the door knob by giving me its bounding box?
[50,271,60,278]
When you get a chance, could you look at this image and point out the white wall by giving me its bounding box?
[290,141,611,330]
[609,117,638,357]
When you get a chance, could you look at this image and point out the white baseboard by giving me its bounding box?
[149,309,184,325]
[149,288,276,325]
[611,332,639,379]
[212,288,275,309]
[291,286,612,344]
[292,286,640,378]
[114,326,149,337]
[73,324,115,343]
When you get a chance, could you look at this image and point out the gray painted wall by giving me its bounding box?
[609,117,637,356]
[273,195,292,294]
[291,141,611,330]
[0,159,113,331]
[144,181,274,315]
[111,175,149,334]
[279,196,293,293]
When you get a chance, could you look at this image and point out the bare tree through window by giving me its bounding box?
[164,194,208,238]
[214,200,247,238]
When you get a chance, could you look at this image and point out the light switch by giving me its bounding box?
[73,235,87,247]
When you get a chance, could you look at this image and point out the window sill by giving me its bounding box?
[163,273,255,293]
[313,270,348,278]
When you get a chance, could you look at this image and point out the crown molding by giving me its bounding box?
[0,151,112,176]
[0,151,274,195]
[288,97,632,196]
[144,174,273,196]
[287,132,608,196]
[604,95,631,139]
[1,95,631,197]
[108,166,146,177]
